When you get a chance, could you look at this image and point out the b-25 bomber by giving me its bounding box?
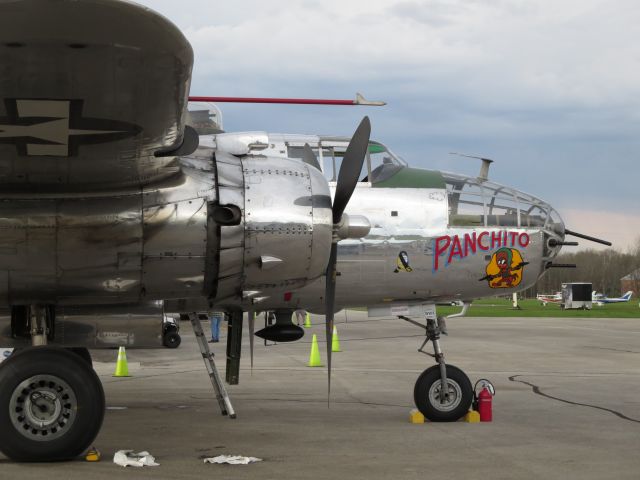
[0,0,610,463]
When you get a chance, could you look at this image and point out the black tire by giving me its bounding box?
[164,323,179,333]
[10,347,92,368]
[163,331,181,349]
[413,364,473,422]
[67,347,92,367]
[0,347,105,461]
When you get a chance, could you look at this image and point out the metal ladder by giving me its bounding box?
[188,313,236,419]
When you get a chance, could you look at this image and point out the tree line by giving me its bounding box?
[521,237,640,298]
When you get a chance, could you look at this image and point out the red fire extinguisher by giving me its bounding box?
[473,379,495,422]
[478,387,492,422]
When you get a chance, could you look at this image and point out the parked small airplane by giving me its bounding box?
[537,292,562,305]
[0,0,611,463]
[592,291,633,306]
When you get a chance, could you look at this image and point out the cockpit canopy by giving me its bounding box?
[286,138,407,183]
[285,136,563,236]
[443,172,564,235]
[205,130,564,237]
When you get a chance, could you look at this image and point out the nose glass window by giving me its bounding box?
[547,209,565,235]
[486,189,519,227]
[446,180,485,226]
[443,172,557,229]
[519,204,547,228]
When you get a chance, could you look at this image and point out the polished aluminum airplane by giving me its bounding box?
[0,0,610,463]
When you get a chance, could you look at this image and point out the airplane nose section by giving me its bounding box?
[547,208,565,238]
[544,208,566,253]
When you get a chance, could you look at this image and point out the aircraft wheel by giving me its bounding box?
[163,331,181,349]
[0,347,105,461]
[10,347,92,368]
[67,347,92,367]
[414,364,472,422]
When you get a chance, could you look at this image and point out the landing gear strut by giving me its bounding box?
[401,305,473,422]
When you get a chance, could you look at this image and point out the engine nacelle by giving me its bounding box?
[207,145,333,309]
[0,135,333,314]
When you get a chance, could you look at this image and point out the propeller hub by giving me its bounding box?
[335,213,371,240]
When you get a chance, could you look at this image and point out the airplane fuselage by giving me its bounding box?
[0,135,564,315]
[293,183,556,312]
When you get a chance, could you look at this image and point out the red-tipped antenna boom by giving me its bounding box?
[188,93,385,106]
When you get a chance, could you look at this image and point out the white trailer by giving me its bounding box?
[561,282,593,309]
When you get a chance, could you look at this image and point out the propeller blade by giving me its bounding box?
[332,116,371,224]
[302,143,322,171]
[248,310,255,374]
[323,117,372,406]
[324,243,338,406]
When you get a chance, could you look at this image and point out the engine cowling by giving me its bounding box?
[211,148,332,308]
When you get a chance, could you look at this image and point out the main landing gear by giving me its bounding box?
[0,347,105,461]
[401,305,473,422]
[0,306,105,461]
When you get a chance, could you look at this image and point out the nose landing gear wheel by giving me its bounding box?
[0,347,105,461]
[414,364,472,422]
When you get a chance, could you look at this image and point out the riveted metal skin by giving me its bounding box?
[240,155,332,301]
[196,136,333,308]
[0,131,333,334]
[290,185,557,313]
[242,132,565,313]
[0,166,215,306]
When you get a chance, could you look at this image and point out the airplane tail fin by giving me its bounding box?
[623,291,633,300]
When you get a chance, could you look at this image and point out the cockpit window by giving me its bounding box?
[289,140,406,184]
[520,204,547,228]
[547,209,564,235]
[366,144,405,183]
[447,179,486,226]
[487,189,520,227]
[443,172,561,231]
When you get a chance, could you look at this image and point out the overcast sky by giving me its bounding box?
[142,0,639,251]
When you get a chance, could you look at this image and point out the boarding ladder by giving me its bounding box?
[188,313,236,419]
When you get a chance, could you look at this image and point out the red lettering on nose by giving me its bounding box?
[464,232,477,257]
[478,231,490,251]
[434,235,451,271]
[518,233,530,248]
[491,231,502,249]
[448,235,463,265]
[509,231,518,246]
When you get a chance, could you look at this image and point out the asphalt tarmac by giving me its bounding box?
[1,311,639,479]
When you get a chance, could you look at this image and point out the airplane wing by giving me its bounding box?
[0,0,194,190]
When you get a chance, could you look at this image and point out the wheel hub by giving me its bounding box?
[428,379,462,412]
[9,375,78,441]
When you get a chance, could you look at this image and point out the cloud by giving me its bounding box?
[140,0,640,250]
[145,0,640,105]
[142,0,640,117]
